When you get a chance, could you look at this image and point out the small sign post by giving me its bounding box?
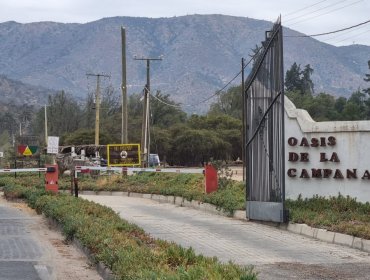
[47,136,59,154]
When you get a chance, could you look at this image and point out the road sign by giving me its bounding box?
[107,144,141,166]
[47,136,59,154]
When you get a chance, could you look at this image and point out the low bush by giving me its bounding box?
[286,194,370,239]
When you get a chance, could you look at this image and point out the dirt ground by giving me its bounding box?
[230,165,244,181]
[0,194,103,280]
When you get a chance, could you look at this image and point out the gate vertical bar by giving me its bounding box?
[279,22,286,204]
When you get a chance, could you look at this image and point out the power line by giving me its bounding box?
[126,48,263,111]
[149,91,183,109]
[187,47,262,107]
[283,0,330,18]
[285,19,370,37]
[332,28,370,44]
[321,22,369,41]
[148,47,262,110]
[286,0,364,26]
[284,0,349,23]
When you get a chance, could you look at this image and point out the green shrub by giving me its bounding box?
[286,193,370,239]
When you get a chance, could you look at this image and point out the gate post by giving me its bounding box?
[205,164,218,194]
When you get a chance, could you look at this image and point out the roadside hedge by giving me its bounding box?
[2,173,246,215]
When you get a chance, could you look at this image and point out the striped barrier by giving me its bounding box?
[0,168,47,173]
[74,166,204,174]
[73,165,218,197]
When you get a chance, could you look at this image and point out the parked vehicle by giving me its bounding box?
[149,154,160,167]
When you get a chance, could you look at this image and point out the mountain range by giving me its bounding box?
[0,15,369,113]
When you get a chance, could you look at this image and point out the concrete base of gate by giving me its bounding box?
[247,201,285,223]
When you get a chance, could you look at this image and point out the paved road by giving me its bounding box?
[83,195,370,280]
[0,203,44,280]
[0,195,101,280]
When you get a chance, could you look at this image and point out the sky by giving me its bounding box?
[0,0,369,46]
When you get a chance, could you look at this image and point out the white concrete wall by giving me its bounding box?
[285,97,370,202]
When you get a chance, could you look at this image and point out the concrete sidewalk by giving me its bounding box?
[0,201,45,280]
[0,194,102,280]
[83,194,370,280]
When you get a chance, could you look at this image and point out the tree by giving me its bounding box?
[82,91,96,130]
[150,91,186,127]
[0,131,10,147]
[0,131,12,167]
[187,114,242,161]
[342,90,367,120]
[0,102,37,139]
[285,63,314,95]
[62,129,113,145]
[287,89,370,121]
[188,114,241,131]
[81,85,121,141]
[0,112,17,136]
[306,93,338,121]
[126,93,144,143]
[48,91,82,137]
[169,128,231,166]
[208,85,243,119]
[250,44,261,66]
[334,97,347,114]
[98,86,122,141]
[301,64,314,95]
[285,63,302,93]
[31,91,82,145]
[150,127,172,161]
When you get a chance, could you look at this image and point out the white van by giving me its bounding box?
[149,154,160,167]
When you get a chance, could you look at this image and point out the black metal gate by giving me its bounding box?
[244,17,287,223]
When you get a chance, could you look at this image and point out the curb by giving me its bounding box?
[46,217,115,280]
[72,238,115,280]
[283,222,370,253]
[77,190,370,255]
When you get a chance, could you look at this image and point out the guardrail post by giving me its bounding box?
[205,164,218,194]
[74,170,79,198]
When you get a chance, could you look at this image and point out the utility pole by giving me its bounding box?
[121,27,128,144]
[86,73,110,145]
[241,58,246,182]
[44,105,48,145]
[134,56,162,167]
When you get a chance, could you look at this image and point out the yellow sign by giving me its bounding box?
[107,144,141,166]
